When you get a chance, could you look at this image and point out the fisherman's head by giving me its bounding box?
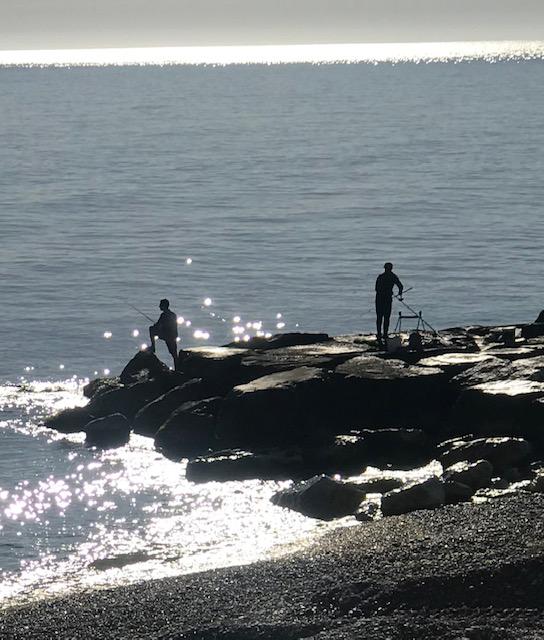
[384,262,393,272]
[159,298,170,310]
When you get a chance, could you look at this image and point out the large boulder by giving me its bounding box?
[154,397,222,460]
[186,448,306,483]
[439,437,532,471]
[443,481,475,504]
[216,367,336,450]
[43,406,95,433]
[418,352,495,378]
[381,476,445,516]
[120,350,172,384]
[85,413,130,448]
[179,347,249,391]
[347,476,404,494]
[225,332,330,350]
[83,377,123,399]
[450,379,544,436]
[133,378,224,437]
[239,341,365,379]
[87,379,168,420]
[334,356,448,429]
[271,475,365,520]
[450,357,514,389]
[351,428,431,468]
[302,435,368,477]
[442,459,494,490]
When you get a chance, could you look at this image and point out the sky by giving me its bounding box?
[1,0,544,51]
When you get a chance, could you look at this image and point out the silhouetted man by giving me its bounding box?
[375,263,403,345]
[149,299,178,367]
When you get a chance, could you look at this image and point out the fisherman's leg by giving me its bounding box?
[166,339,179,369]
[375,299,383,340]
[383,299,393,338]
[148,326,157,353]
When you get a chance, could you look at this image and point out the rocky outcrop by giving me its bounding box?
[119,350,174,384]
[44,406,95,433]
[225,332,330,350]
[439,437,532,471]
[86,379,168,420]
[442,459,494,490]
[334,356,448,428]
[271,475,365,520]
[83,376,122,399]
[381,476,445,516]
[350,428,431,468]
[85,413,130,448]
[216,367,336,449]
[154,397,222,460]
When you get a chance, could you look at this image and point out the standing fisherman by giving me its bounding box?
[375,262,403,346]
[149,298,179,368]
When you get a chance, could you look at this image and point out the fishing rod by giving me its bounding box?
[393,291,438,335]
[126,302,154,323]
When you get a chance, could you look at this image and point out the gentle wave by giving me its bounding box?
[1,40,544,67]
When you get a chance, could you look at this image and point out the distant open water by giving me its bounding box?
[0,51,543,605]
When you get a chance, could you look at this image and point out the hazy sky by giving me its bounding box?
[2,0,544,50]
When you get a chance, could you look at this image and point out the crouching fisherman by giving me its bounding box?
[149,298,179,368]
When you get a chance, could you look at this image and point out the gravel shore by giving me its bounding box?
[2,493,544,640]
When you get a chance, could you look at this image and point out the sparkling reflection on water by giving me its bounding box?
[0,381,337,606]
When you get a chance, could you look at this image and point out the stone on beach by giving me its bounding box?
[271,474,365,520]
[84,413,130,448]
[44,405,95,433]
[381,476,445,516]
[87,379,169,420]
[442,459,494,490]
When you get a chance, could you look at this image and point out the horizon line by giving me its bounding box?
[1,40,544,67]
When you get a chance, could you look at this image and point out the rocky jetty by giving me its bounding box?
[43,321,544,523]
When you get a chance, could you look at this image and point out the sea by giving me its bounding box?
[1,41,543,607]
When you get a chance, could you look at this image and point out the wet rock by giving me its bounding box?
[484,345,544,361]
[84,413,130,448]
[225,332,330,350]
[442,460,494,490]
[43,406,95,433]
[444,480,474,504]
[216,367,336,450]
[536,311,544,323]
[306,435,368,476]
[83,376,123,399]
[450,380,544,436]
[133,378,224,437]
[154,397,222,461]
[381,476,445,516]
[352,428,431,468]
[439,437,532,471]
[119,350,172,384]
[87,379,167,420]
[418,352,494,378]
[521,323,544,339]
[450,357,514,388]
[526,473,544,493]
[335,356,447,428]
[186,448,306,483]
[271,475,365,521]
[355,500,380,522]
[347,476,404,494]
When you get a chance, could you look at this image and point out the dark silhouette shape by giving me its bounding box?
[536,310,544,323]
[149,299,178,368]
[375,262,403,345]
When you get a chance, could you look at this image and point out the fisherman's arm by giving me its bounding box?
[395,276,404,299]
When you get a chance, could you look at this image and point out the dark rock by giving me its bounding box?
[418,352,494,378]
[271,475,365,520]
[521,323,544,339]
[85,413,130,448]
[450,357,514,388]
[306,435,368,476]
[439,437,532,471]
[443,480,474,504]
[334,356,448,429]
[355,500,380,522]
[186,448,306,483]
[435,434,475,457]
[225,332,330,350]
[536,311,544,324]
[133,378,224,437]
[83,377,123,399]
[450,380,544,436]
[119,350,172,384]
[216,367,336,450]
[154,397,222,461]
[87,379,167,420]
[352,428,431,468]
[347,476,404,494]
[43,406,95,433]
[381,476,445,516]
[179,347,248,391]
[239,341,363,378]
[442,460,494,490]
[484,345,544,361]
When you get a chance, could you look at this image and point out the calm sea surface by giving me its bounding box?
[0,56,543,605]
